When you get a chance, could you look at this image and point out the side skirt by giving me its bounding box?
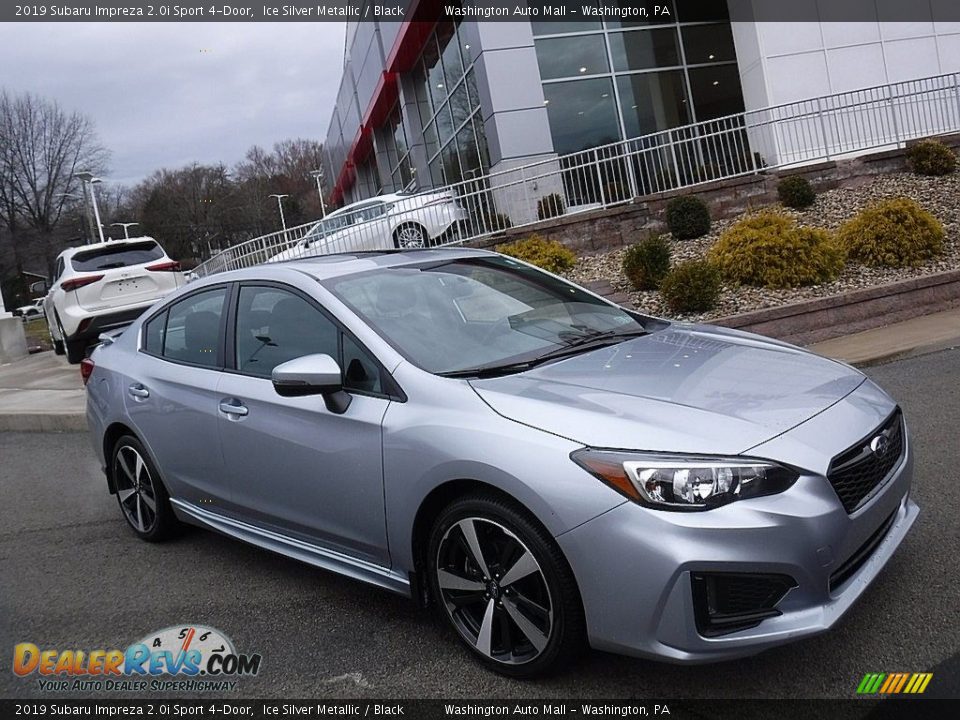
[170,498,411,597]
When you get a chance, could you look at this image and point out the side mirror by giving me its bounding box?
[29,280,48,295]
[271,353,352,414]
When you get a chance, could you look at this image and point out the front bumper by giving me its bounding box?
[557,393,918,663]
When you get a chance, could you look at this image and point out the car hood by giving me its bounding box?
[469,324,865,455]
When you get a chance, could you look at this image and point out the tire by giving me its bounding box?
[50,314,65,355]
[65,339,87,364]
[110,435,180,542]
[427,493,586,677]
[393,223,428,249]
[53,340,65,356]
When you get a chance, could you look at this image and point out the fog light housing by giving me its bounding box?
[691,572,797,637]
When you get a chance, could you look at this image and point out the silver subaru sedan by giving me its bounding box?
[84,248,918,677]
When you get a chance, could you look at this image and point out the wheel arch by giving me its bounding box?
[409,478,557,607]
[102,422,139,494]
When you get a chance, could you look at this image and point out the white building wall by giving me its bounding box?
[730,0,960,165]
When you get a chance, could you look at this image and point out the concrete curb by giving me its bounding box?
[713,269,960,346]
[0,412,87,433]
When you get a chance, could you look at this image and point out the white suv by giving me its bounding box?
[44,237,183,363]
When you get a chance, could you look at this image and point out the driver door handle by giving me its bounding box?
[219,400,249,417]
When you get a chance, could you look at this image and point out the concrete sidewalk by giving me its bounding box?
[0,352,86,432]
[0,308,957,432]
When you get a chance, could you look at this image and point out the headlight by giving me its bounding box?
[571,449,799,510]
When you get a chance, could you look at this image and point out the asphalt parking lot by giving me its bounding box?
[1,348,958,700]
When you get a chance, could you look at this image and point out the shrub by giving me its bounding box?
[537,193,565,221]
[777,175,816,209]
[660,261,722,314]
[837,197,944,268]
[665,195,711,240]
[708,211,844,288]
[622,234,671,290]
[906,139,957,176]
[495,234,577,274]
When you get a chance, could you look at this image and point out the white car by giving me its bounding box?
[13,298,44,320]
[268,190,467,262]
[45,237,183,363]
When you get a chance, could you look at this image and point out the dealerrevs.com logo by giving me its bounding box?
[13,625,262,692]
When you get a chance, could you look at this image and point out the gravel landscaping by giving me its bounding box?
[563,172,960,321]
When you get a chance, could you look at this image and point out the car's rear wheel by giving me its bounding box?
[427,494,586,677]
[50,314,65,356]
[394,223,428,249]
[111,435,179,542]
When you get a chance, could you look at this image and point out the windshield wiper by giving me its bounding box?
[439,327,649,379]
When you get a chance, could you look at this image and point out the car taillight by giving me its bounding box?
[61,274,104,292]
[80,358,95,386]
[146,261,181,272]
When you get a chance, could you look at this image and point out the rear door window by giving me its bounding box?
[71,241,164,272]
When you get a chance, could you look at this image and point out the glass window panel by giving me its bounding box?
[450,82,472,130]
[457,121,482,178]
[425,36,448,107]
[429,154,446,186]
[441,136,463,184]
[608,27,681,72]
[475,117,491,170]
[616,70,691,137]
[235,287,338,378]
[542,78,621,155]
[687,64,745,120]
[531,21,602,35]
[458,25,478,67]
[681,23,737,64]
[144,311,166,355]
[391,108,408,159]
[413,61,434,126]
[437,21,464,90]
[435,103,454,145]
[162,288,227,368]
[465,68,480,111]
[676,0,730,23]
[535,35,610,80]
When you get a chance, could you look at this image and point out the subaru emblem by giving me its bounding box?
[870,434,890,458]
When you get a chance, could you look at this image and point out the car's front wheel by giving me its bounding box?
[111,435,180,542]
[427,494,586,677]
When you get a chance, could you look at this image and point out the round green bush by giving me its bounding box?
[837,197,944,267]
[777,175,816,209]
[622,235,671,291]
[707,211,844,289]
[659,260,722,314]
[495,234,577,274]
[906,139,957,176]
[665,195,711,240]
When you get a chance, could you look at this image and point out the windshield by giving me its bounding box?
[324,256,645,375]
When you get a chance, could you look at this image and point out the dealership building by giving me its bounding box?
[322,1,960,208]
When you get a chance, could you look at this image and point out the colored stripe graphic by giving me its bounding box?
[858,672,932,694]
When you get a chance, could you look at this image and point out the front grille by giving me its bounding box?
[827,409,904,513]
[691,572,797,637]
[829,509,898,592]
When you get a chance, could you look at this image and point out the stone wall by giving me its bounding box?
[470,133,960,254]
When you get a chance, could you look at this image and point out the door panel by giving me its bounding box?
[216,374,390,565]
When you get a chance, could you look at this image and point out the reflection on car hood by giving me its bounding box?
[469,325,865,455]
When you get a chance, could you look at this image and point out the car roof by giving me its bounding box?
[328,192,407,216]
[57,236,160,258]
[202,247,501,284]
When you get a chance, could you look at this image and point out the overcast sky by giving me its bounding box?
[0,22,346,187]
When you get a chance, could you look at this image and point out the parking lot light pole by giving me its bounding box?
[309,170,327,217]
[111,222,139,239]
[74,172,106,244]
[269,193,289,231]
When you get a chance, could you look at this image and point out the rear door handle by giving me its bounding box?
[219,400,249,417]
[128,384,150,399]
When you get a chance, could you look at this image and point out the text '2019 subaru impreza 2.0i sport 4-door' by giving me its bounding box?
[83,248,918,677]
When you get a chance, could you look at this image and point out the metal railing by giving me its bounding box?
[193,72,960,278]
